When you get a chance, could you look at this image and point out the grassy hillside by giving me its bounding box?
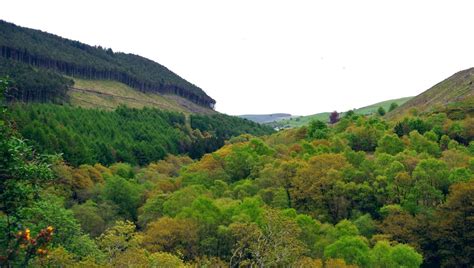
[70,79,215,114]
[355,97,412,115]
[270,97,412,129]
[386,67,474,119]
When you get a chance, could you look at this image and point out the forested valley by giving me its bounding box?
[1,74,474,267]
[0,17,473,268]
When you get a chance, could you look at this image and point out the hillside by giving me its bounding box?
[70,79,215,114]
[238,113,292,123]
[386,67,474,119]
[269,97,412,129]
[9,103,273,166]
[0,20,215,109]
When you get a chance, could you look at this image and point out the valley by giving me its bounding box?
[0,19,473,268]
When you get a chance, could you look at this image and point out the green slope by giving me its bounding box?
[386,67,474,119]
[354,97,413,115]
[269,97,412,129]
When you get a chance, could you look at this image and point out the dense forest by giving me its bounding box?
[8,103,274,166]
[0,58,72,103]
[0,20,215,107]
[1,74,473,267]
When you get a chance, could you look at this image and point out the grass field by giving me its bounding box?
[269,97,412,129]
[69,79,215,114]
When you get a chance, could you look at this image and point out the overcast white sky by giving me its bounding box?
[1,0,474,115]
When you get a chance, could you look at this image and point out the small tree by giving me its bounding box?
[377,107,386,116]
[329,111,340,124]
[344,110,355,118]
[307,120,329,139]
[389,102,399,112]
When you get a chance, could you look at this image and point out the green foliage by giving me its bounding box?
[3,71,474,267]
[433,181,474,267]
[17,197,103,261]
[333,220,360,238]
[408,130,440,156]
[324,236,371,266]
[71,200,114,237]
[307,120,329,139]
[394,118,431,137]
[388,102,399,112]
[377,106,386,116]
[371,240,422,268]
[370,240,393,267]
[96,220,141,262]
[0,58,72,103]
[102,176,143,221]
[142,216,198,260]
[347,125,381,152]
[376,134,404,155]
[0,77,60,266]
[229,209,306,267]
[390,244,423,268]
[109,163,135,179]
[190,114,274,158]
[149,252,186,267]
[162,185,207,217]
[353,214,376,238]
[9,104,273,166]
[225,148,257,182]
[137,194,167,228]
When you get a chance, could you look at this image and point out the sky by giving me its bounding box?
[1,0,474,116]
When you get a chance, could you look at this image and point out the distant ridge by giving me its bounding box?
[238,113,292,123]
[0,20,215,109]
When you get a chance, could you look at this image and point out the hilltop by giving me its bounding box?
[0,20,215,111]
[386,67,474,119]
[268,97,412,129]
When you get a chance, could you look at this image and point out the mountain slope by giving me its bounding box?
[269,97,412,128]
[0,20,215,109]
[70,78,215,114]
[386,68,474,119]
